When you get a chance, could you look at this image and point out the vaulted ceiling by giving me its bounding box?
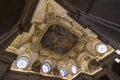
[0,0,120,80]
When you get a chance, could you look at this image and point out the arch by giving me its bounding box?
[88,59,100,73]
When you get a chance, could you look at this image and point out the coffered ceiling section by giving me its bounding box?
[6,0,114,79]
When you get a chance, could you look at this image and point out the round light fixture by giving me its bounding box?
[16,57,29,69]
[42,63,51,73]
[60,68,67,77]
[71,66,77,74]
[96,43,108,54]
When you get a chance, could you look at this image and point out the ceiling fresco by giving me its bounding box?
[41,24,79,54]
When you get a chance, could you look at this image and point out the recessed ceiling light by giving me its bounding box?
[96,43,108,54]
[60,68,67,77]
[16,57,29,69]
[42,63,51,73]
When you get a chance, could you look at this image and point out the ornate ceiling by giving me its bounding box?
[6,0,114,79]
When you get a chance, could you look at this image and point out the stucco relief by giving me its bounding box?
[6,0,114,80]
